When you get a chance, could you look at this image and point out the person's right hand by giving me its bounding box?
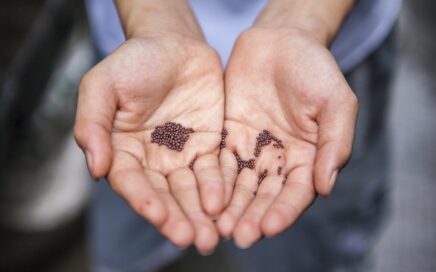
[74,32,224,254]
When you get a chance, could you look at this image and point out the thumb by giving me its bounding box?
[74,71,116,180]
[314,91,358,196]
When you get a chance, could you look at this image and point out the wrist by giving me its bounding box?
[254,0,354,46]
[116,0,204,41]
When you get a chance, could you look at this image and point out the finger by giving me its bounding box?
[144,170,195,248]
[219,148,238,206]
[216,168,258,240]
[193,154,224,217]
[74,70,116,179]
[108,151,167,227]
[167,167,219,254]
[261,165,316,237]
[233,176,283,248]
[314,91,358,196]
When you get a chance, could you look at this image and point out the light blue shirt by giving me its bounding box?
[86,0,401,73]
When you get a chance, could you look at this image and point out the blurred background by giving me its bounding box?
[0,0,435,271]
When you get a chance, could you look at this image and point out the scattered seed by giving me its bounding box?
[254,130,284,157]
[258,169,268,184]
[282,174,289,185]
[234,151,255,174]
[188,158,196,171]
[220,128,228,149]
[277,166,282,175]
[151,122,194,152]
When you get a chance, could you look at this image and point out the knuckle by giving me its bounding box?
[255,191,275,201]
[78,68,105,95]
[348,92,359,109]
[228,202,245,216]
[172,183,197,194]
[131,200,146,215]
[237,219,258,233]
[78,71,93,93]
[275,199,300,217]
[235,183,256,196]
[289,181,316,199]
[168,167,190,179]
[107,172,122,192]
[73,124,87,148]
[195,154,218,167]
[339,144,353,165]
[237,28,267,44]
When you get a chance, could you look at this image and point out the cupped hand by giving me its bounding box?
[74,34,224,253]
[217,28,358,248]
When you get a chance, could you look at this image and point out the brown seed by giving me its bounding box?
[258,169,268,184]
[254,130,284,157]
[220,128,228,149]
[234,151,255,174]
[277,166,282,175]
[151,122,194,152]
[189,158,196,171]
[282,173,289,185]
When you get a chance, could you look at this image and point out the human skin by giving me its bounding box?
[74,0,224,254]
[217,0,358,248]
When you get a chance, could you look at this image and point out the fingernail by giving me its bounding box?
[85,151,97,181]
[329,170,338,192]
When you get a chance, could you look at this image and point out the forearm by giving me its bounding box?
[254,0,354,45]
[115,0,203,40]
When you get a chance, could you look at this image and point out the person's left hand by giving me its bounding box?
[216,28,358,248]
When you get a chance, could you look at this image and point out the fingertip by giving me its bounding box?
[194,154,225,217]
[322,170,338,197]
[233,220,259,249]
[195,225,219,254]
[146,198,168,226]
[203,193,224,218]
[314,164,337,197]
[84,151,97,181]
[216,213,235,239]
[76,124,112,180]
[170,220,195,249]
[261,210,285,238]
[90,131,113,179]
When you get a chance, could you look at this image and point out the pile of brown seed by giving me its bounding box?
[258,169,268,184]
[151,122,194,152]
[254,130,284,157]
[234,151,255,174]
[220,128,228,149]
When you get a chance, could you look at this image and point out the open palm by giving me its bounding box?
[74,34,224,253]
[217,29,358,248]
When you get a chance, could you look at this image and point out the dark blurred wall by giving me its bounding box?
[0,0,46,76]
